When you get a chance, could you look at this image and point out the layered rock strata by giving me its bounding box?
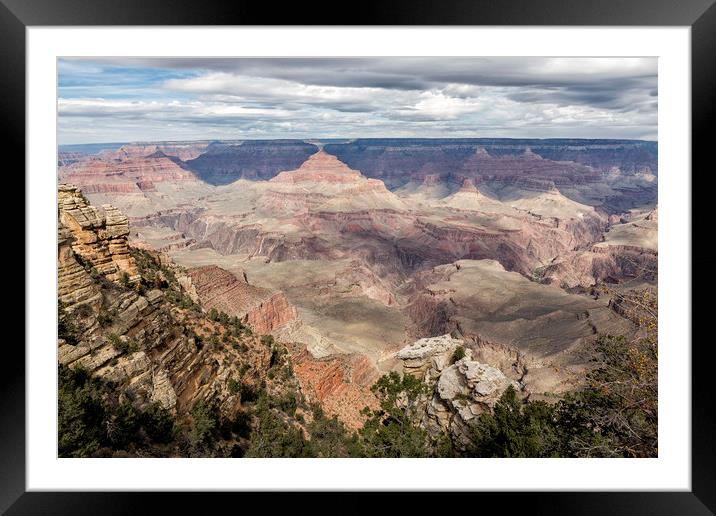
[186,265,298,335]
[289,344,380,429]
[58,184,141,284]
[57,189,295,423]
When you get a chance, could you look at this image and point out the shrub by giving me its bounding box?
[189,399,219,449]
[227,377,240,395]
[231,410,253,439]
[308,404,356,458]
[359,372,433,458]
[467,386,562,458]
[58,365,106,457]
[58,302,79,345]
[274,393,298,416]
[141,402,175,444]
[239,382,259,403]
[97,308,115,327]
[75,304,93,318]
[245,394,313,458]
[451,345,466,363]
[105,401,141,448]
[108,333,128,354]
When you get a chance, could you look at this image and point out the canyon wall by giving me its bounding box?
[58,184,141,284]
[187,265,298,334]
[186,140,319,184]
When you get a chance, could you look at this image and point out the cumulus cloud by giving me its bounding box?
[58,57,657,144]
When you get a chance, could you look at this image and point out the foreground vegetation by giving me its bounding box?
[59,252,657,459]
[60,330,656,458]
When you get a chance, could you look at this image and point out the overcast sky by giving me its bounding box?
[58,57,657,144]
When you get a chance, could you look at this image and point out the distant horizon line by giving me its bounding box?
[59,136,658,148]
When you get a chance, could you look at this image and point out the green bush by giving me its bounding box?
[142,402,175,444]
[58,302,80,345]
[359,372,433,458]
[239,382,260,403]
[467,386,562,457]
[451,345,466,363]
[227,377,240,395]
[59,365,177,456]
[108,334,130,354]
[189,399,219,449]
[245,394,313,457]
[97,308,115,327]
[58,365,106,457]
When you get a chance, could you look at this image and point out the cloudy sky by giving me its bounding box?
[58,57,657,144]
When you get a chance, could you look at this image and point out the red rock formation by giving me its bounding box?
[289,344,379,429]
[271,150,364,184]
[187,265,297,334]
[258,151,407,214]
[59,152,200,196]
[458,178,479,193]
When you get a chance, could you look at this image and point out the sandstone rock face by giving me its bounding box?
[396,334,464,381]
[56,189,298,423]
[290,343,380,429]
[57,221,102,309]
[187,265,298,334]
[428,360,519,445]
[395,335,520,447]
[58,184,141,284]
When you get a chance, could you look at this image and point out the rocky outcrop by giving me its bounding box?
[187,265,298,334]
[57,277,273,419]
[396,335,521,447]
[57,220,102,309]
[396,334,464,381]
[541,208,657,288]
[542,246,657,288]
[58,184,141,284]
[56,188,309,427]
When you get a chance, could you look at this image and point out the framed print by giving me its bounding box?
[5,0,714,512]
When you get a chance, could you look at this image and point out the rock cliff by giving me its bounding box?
[57,187,301,426]
[58,184,141,284]
[289,344,379,429]
[396,334,521,448]
[187,265,298,335]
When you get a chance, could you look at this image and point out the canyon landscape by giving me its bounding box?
[57,57,658,458]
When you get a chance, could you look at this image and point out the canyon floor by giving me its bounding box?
[59,138,658,424]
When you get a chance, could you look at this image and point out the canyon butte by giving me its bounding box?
[58,138,658,455]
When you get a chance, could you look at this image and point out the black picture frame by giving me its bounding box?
[4,0,712,513]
